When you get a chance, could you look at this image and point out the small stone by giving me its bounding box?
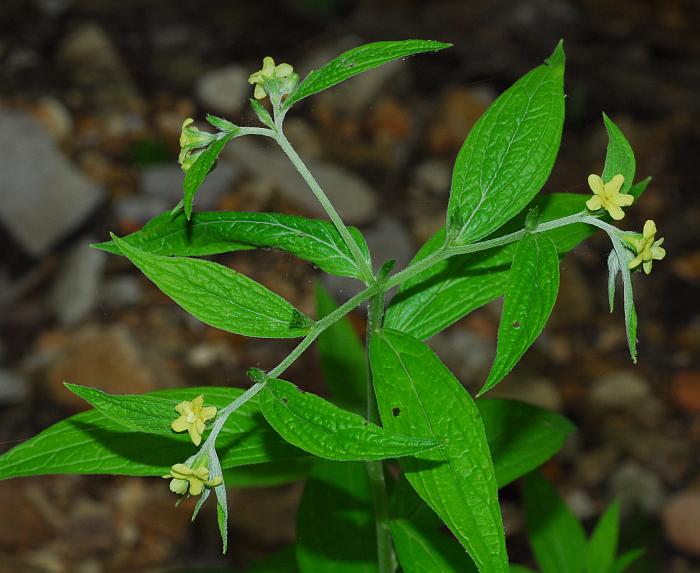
[427,86,493,153]
[610,462,665,515]
[590,371,651,410]
[222,139,377,224]
[31,96,73,141]
[413,158,451,196]
[672,371,700,413]
[430,330,494,386]
[0,111,105,256]
[99,275,144,309]
[49,239,106,325]
[0,369,29,405]
[488,376,564,412]
[196,65,249,116]
[661,490,700,556]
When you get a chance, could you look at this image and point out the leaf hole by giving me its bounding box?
[511,321,521,330]
[392,407,401,417]
[281,397,289,405]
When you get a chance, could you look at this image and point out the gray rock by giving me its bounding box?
[99,275,144,309]
[196,65,250,116]
[662,490,700,556]
[49,239,106,325]
[0,369,28,405]
[114,195,170,224]
[590,371,651,410]
[222,139,377,224]
[489,376,564,412]
[610,462,665,515]
[0,111,105,256]
[413,159,451,196]
[430,330,493,385]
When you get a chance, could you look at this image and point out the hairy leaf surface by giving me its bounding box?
[447,42,565,244]
[112,234,311,338]
[285,40,451,108]
[96,211,370,279]
[259,377,438,461]
[370,329,508,572]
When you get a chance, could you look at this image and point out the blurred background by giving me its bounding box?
[0,0,699,571]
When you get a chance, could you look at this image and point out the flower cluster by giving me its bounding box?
[625,219,666,274]
[248,56,297,100]
[178,118,218,172]
[586,173,634,221]
[171,395,217,446]
[163,462,222,496]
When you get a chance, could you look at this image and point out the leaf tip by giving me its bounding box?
[545,39,566,68]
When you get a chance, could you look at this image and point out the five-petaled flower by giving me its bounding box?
[171,395,217,446]
[626,219,666,275]
[162,462,223,496]
[178,118,217,172]
[248,56,294,100]
[586,173,634,221]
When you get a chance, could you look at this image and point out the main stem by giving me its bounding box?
[365,292,395,573]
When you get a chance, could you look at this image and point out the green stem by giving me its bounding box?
[365,292,395,573]
[274,129,375,284]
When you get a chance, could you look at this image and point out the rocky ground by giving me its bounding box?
[0,0,699,571]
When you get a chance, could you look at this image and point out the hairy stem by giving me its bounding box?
[275,128,375,284]
[365,293,395,573]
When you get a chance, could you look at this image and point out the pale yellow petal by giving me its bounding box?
[651,245,666,260]
[588,174,605,196]
[643,260,653,274]
[629,253,643,270]
[616,193,634,207]
[169,478,188,495]
[191,395,204,413]
[200,405,217,421]
[194,467,210,480]
[171,416,190,433]
[275,63,293,78]
[643,220,657,239]
[607,173,625,194]
[586,195,602,211]
[208,476,223,487]
[608,204,625,221]
[175,401,193,417]
[262,56,276,75]
[188,426,202,446]
[254,84,267,99]
[170,463,192,478]
[194,419,205,437]
[188,478,204,496]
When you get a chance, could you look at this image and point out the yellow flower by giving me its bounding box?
[586,173,634,221]
[248,56,294,100]
[178,118,216,172]
[171,395,217,446]
[627,219,666,275]
[162,462,223,496]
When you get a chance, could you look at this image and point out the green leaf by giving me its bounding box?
[206,114,238,132]
[510,566,538,573]
[249,546,300,573]
[601,114,635,195]
[607,250,621,313]
[96,211,370,280]
[184,131,238,219]
[370,329,508,573]
[479,232,560,395]
[479,399,575,488]
[386,191,586,341]
[585,501,620,573]
[223,458,313,488]
[0,387,308,480]
[391,518,477,573]
[250,99,274,129]
[284,40,451,108]
[297,460,377,573]
[315,283,367,410]
[523,472,586,573]
[110,234,312,338]
[608,549,644,573]
[259,377,437,461]
[446,42,565,244]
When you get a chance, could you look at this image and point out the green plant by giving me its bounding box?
[0,40,663,572]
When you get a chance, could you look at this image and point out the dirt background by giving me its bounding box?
[0,0,699,571]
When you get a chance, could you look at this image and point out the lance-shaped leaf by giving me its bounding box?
[523,472,586,573]
[184,130,238,219]
[111,234,312,338]
[223,459,312,488]
[479,232,560,396]
[95,211,371,280]
[259,377,438,461]
[370,329,508,573]
[391,518,477,573]
[479,399,574,488]
[284,40,451,108]
[585,500,620,573]
[297,460,377,573]
[315,283,367,410]
[608,549,644,573]
[601,113,635,195]
[0,387,308,480]
[446,42,565,244]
